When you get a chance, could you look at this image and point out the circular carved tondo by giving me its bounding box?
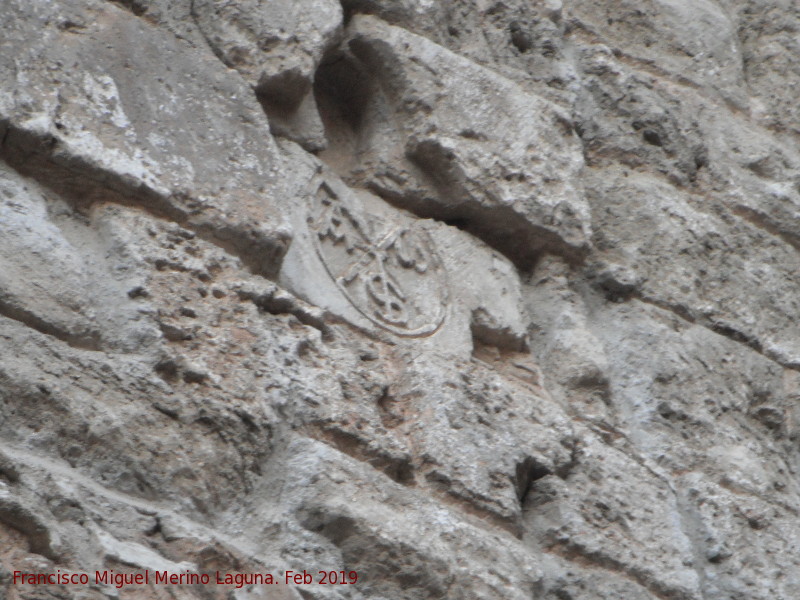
[309,181,448,336]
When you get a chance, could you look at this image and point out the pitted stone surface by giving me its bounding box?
[315,15,591,264]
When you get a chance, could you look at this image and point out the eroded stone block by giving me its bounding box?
[315,15,591,265]
[0,0,291,277]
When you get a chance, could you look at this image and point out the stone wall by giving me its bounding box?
[2,1,800,599]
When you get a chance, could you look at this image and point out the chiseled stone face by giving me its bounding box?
[308,179,449,337]
[2,1,800,600]
[277,144,528,355]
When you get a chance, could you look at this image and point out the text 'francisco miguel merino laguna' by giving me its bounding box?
[13,569,359,589]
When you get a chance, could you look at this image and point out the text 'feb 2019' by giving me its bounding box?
[13,569,359,589]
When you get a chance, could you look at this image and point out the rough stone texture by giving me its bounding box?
[316,15,591,264]
[193,0,343,151]
[1,0,292,277]
[2,1,800,600]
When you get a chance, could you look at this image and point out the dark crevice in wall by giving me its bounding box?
[315,51,374,133]
[236,287,331,338]
[544,543,694,600]
[731,204,800,253]
[371,175,589,272]
[627,291,800,372]
[0,300,102,352]
[514,457,551,506]
[312,42,588,272]
[313,47,378,173]
[307,427,415,486]
[581,260,800,372]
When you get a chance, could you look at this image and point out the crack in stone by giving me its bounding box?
[630,293,800,372]
[0,127,287,280]
[544,542,698,600]
[0,299,102,352]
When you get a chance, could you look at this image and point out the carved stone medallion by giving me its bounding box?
[309,181,448,336]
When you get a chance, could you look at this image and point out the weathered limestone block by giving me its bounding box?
[523,432,702,600]
[0,321,273,518]
[273,437,545,600]
[278,144,529,354]
[0,166,102,350]
[587,299,793,477]
[194,0,341,103]
[193,0,343,151]
[0,482,63,562]
[378,352,575,528]
[0,165,164,353]
[0,0,291,277]
[316,15,591,265]
[523,256,612,421]
[696,103,800,248]
[676,474,800,600]
[585,168,800,367]
[565,0,746,107]
[0,443,305,600]
[735,0,800,135]
[340,0,572,95]
[572,43,709,187]
[583,298,800,597]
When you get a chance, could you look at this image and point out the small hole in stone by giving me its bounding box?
[515,457,551,504]
[643,129,663,146]
[509,21,533,53]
